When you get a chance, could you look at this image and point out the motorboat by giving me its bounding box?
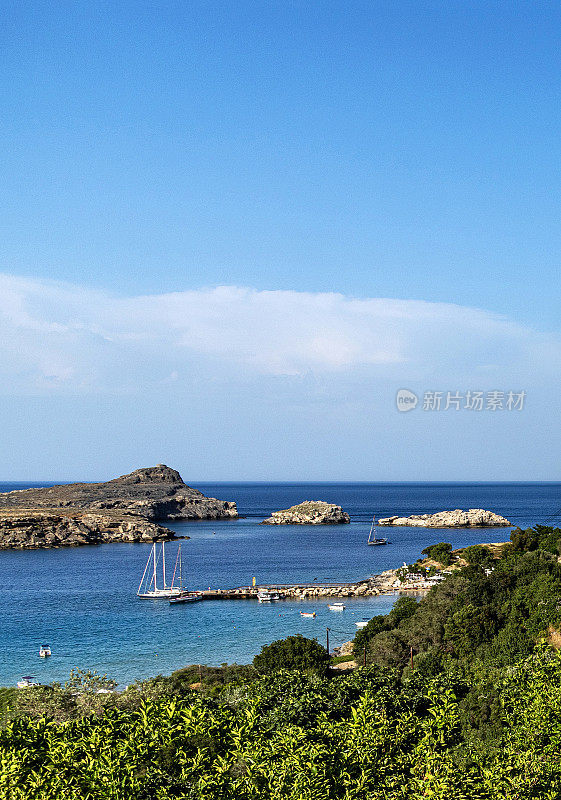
[257,589,281,602]
[39,644,51,658]
[17,676,40,688]
[300,611,316,618]
[355,620,369,629]
[328,603,345,611]
[169,591,204,605]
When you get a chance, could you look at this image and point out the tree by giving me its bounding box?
[352,615,388,659]
[421,542,453,566]
[367,631,409,669]
[64,668,117,692]
[388,596,418,627]
[253,635,330,674]
[462,545,494,568]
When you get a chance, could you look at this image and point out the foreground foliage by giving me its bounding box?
[2,649,561,798]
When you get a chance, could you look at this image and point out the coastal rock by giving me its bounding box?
[0,509,176,550]
[377,509,511,528]
[0,465,238,522]
[261,501,350,525]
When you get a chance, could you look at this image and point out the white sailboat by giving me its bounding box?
[367,516,388,546]
[137,542,184,599]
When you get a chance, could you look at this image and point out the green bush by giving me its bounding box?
[253,634,331,674]
[421,541,453,565]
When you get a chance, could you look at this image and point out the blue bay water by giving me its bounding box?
[0,482,559,688]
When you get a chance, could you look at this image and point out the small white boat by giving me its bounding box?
[17,676,40,688]
[355,620,369,629]
[328,603,345,611]
[137,542,184,599]
[300,611,316,618]
[169,591,204,605]
[367,516,388,546]
[39,644,51,658]
[257,589,281,602]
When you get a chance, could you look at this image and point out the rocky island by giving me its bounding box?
[377,508,511,528]
[0,465,238,549]
[262,501,350,525]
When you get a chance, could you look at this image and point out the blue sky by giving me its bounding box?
[1,2,560,481]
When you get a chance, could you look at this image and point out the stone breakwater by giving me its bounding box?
[262,501,350,525]
[203,570,406,600]
[378,508,511,528]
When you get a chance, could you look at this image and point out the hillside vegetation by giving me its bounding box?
[3,524,561,799]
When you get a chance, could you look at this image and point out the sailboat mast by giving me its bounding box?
[170,545,180,590]
[162,541,166,589]
[152,543,157,591]
[368,515,375,544]
[138,547,152,595]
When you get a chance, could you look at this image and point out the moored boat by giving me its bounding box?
[39,644,51,657]
[17,676,40,688]
[257,589,281,602]
[328,603,345,611]
[300,611,316,618]
[355,620,369,629]
[169,591,204,605]
[367,516,388,546]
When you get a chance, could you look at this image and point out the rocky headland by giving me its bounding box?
[0,465,237,521]
[377,508,511,528]
[261,501,350,525]
[0,465,238,549]
[0,509,176,550]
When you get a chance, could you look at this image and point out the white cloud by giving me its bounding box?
[0,273,558,393]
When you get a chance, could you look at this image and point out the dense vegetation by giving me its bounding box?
[3,525,561,798]
[356,525,561,677]
[253,634,332,674]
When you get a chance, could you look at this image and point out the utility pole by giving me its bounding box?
[326,628,329,655]
[410,646,414,670]
[363,647,367,667]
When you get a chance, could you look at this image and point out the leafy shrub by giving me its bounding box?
[462,544,494,567]
[421,541,453,565]
[253,634,331,674]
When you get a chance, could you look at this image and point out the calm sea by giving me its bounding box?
[1,482,559,688]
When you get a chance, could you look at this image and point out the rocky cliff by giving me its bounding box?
[0,465,237,549]
[0,509,176,549]
[0,465,238,521]
[262,501,350,525]
[377,509,511,528]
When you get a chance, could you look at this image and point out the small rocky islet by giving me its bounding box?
[0,465,237,549]
[377,508,511,528]
[261,501,350,525]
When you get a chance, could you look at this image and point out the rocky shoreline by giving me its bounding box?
[0,509,177,550]
[0,465,237,549]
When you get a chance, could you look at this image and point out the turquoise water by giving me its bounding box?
[1,482,558,687]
